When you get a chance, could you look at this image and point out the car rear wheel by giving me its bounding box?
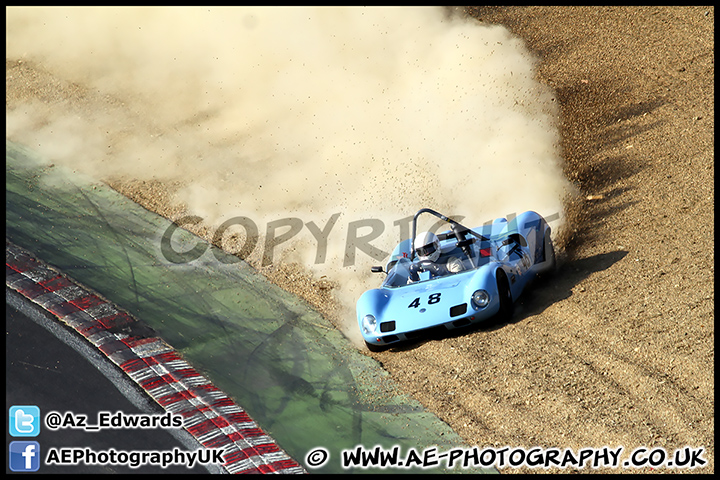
[540,229,556,274]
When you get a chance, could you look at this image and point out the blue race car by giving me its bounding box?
[357,208,556,351]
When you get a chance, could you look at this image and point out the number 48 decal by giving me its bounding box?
[408,293,442,308]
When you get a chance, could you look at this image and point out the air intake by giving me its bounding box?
[450,303,468,317]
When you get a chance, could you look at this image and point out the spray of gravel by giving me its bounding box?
[6,7,575,345]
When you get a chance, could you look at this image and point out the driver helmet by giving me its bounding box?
[414,231,440,262]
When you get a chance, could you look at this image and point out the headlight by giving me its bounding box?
[362,314,377,335]
[471,290,490,308]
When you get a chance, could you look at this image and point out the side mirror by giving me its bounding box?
[370,266,384,273]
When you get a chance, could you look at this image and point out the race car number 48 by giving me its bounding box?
[408,293,442,308]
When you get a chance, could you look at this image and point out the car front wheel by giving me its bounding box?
[496,270,514,322]
[365,341,386,352]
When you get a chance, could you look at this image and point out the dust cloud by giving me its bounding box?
[6,7,575,339]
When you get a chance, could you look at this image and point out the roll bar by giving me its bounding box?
[409,208,489,267]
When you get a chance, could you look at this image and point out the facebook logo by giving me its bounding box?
[9,405,41,437]
[9,441,41,472]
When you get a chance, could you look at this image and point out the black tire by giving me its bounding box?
[496,269,514,322]
[365,341,386,352]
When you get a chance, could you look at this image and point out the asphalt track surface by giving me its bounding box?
[6,140,492,474]
[6,290,214,474]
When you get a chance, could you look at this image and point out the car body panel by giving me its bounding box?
[357,209,554,349]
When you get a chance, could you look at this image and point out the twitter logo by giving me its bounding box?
[9,406,41,437]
